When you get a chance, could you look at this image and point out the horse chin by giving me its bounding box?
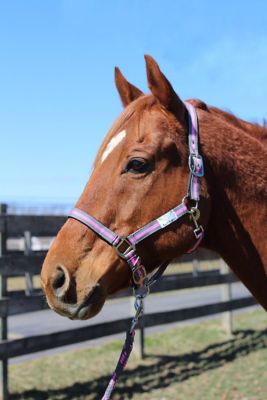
[71,299,105,320]
[70,285,106,320]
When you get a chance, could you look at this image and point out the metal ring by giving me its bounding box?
[189,207,201,221]
[132,265,147,285]
[183,196,199,212]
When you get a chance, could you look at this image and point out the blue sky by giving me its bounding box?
[0,0,267,205]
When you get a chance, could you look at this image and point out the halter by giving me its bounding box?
[68,102,204,399]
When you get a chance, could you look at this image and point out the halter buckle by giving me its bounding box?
[188,153,204,177]
[114,237,136,259]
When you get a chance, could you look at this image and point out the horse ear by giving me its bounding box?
[115,67,144,107]
[144,55,186,121]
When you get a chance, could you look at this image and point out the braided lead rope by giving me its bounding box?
[101,329,135,400]
[101,295,144,400]
[101,261,170,399]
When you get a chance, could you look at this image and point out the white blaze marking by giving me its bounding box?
[101,130,126,163]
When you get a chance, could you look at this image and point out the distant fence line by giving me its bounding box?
[0,204,256,400]
[5,202,73,215]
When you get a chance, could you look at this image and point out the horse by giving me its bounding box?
[41,55,267,323]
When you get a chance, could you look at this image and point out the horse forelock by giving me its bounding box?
[93,95,168,168]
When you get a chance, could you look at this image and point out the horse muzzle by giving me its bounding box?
[42,265,106,320]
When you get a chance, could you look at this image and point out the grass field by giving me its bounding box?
[10,308,266,400]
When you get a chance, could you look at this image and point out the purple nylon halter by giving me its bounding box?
[68,101,204,399]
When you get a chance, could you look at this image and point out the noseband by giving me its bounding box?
[68,102,204,399]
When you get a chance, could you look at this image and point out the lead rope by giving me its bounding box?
[101,261,169,400]
[101,294,142,400]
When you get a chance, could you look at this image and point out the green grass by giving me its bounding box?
[10,308,267,399]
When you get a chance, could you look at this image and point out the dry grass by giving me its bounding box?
[8,275,41,291]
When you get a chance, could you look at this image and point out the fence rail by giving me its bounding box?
[0,214,66,237]
[0,270,239,317]
[0,296,257,361]
[0,204,257,400]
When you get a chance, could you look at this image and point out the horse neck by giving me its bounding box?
[198,109,267,309]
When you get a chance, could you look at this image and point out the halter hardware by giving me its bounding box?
[189,206,203,239]
[68,101,205,400]
[132,264,147,285]
[114,237,135,259]
[188,153,204,177]
[133,282,150,299]
[194,225,204,239]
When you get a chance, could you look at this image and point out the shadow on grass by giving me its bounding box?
[11,328,267,400]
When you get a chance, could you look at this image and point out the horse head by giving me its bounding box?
[41,56,211,320]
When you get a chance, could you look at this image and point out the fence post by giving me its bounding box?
[24,231,34,295]
[192,258,200,277]
[131,297,145,359]
[0,204,8,400]
[220,259,233,336]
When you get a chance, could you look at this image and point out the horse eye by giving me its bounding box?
[125,158,150,174]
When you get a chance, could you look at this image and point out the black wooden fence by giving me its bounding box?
[0,204,256,399]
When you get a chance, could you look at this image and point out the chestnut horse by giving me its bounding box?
[41,55,267,323]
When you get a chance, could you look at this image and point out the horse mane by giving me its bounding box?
[190,99,267,143]
[210,106,267,143]
[188,100,267,200]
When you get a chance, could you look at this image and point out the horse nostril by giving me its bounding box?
[51,265,74,302]
[52,267,66,290]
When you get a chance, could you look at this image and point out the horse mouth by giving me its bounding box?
[48,285,106,321]
[71,285,105,320]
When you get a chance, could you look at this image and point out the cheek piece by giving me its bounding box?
[68,102,204,399]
